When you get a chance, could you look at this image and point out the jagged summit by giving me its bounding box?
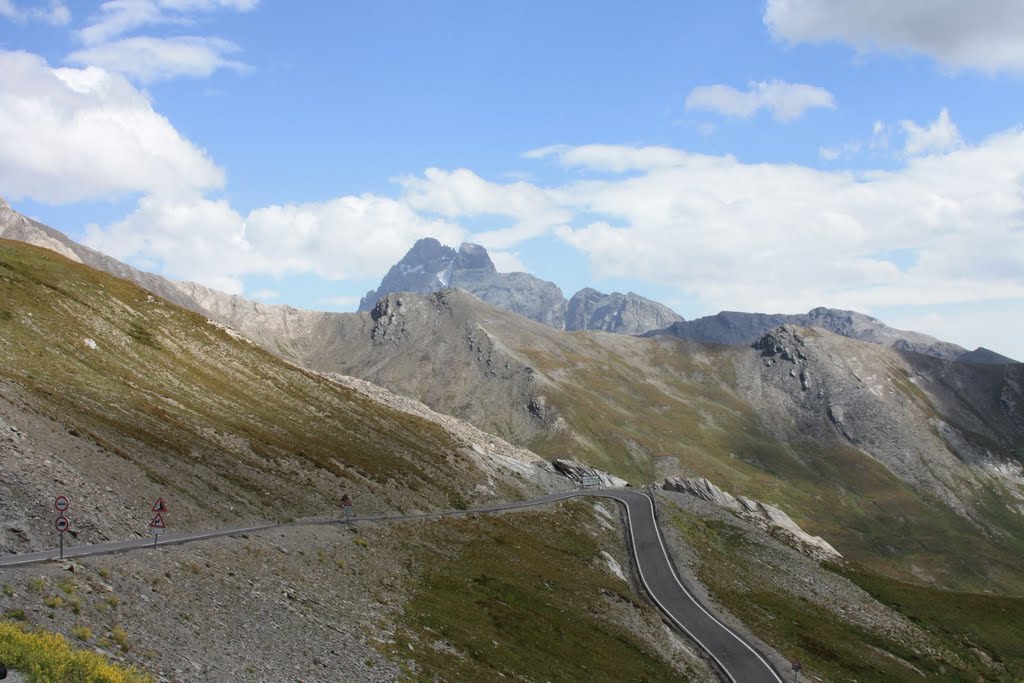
[359,237,682,334]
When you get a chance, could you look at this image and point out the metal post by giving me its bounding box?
[59,533,63,560]
[153,533,158,548]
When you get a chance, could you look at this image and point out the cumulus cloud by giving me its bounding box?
[67,36,246,83]
[764,0,1024,73]
[84,195,465,294]
[0,50,224,203]
[399,168,570,248]
[489,251,529,273]
[0,0,70,25]
[550,140,1024,313]
[401,138,1024,318]
[685,80,835,122]
[901,108,962,156]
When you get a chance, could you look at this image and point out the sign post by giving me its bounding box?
[580,474,601,489]
[791,659,802,682]
[54,496,70,560]
[149,497,168,547]
[341,494,353,525]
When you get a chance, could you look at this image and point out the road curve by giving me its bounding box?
[0,489,783,681]
[592,489,783,683]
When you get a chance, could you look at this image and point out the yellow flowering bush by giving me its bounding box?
[0,621,152,683]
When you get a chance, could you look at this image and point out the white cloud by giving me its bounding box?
[399,168,570,248]
[489,250,528,273]
[84,195,252,293]
[819,141,861,161]
[764,0,1024,74]
[78,0,258,45]
[77,0,165,45]
[684,80,835,122]
[550,139,1024,314]
[0,50,224,203]
[901,108,962,156]
[525,144,689,172]
[0,0,70,25]
[84,194,466,293]
[67,36,246,83]
[251,288,279,301]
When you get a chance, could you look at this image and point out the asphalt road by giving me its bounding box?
[0,488,783,682]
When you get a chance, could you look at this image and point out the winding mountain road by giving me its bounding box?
[0,489,783,682]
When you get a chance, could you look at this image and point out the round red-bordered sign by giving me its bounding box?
[55,516,69,533]
[55,495,70,512]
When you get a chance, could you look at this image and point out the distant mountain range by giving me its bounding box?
[360,237,683,335]
[0,197,1017,363]
[361,234,1017,364]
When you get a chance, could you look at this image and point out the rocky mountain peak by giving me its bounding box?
[453,242,496,275]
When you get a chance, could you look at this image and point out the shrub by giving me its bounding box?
[0,621,152,682]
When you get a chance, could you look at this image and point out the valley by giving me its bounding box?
[1,209,1023,682]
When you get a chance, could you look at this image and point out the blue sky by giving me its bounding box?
[2,1,1023,359]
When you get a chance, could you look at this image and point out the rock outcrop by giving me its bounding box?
[663,476,842,562]
[652,306,1018,364]
[551,459,630,489]
[359,238,680,334]
[359,239,568,328]
[566,288,683,335]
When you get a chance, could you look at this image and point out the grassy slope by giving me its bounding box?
[389,501,702,682]
[667,504,1024,683]
[518,335,1024,594]
[0,239,492,527]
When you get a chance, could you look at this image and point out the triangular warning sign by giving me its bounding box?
[152,497,168,513]
[149,513,166,529]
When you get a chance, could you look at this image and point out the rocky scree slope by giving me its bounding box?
[0,239,555,558]
[0,238,713,683]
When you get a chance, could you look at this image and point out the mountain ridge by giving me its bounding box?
[1,197,1016,363]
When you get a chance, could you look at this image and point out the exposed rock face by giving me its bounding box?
[359,238,680,334]
[551,459,629,489]
[359,240,568,328]
[740,325,1024,523]
[663,476,842,562]
[653,306,1018,364]
[566,288,683,335]
[358,238,458,312]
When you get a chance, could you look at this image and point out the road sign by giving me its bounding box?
[341,494,353,524]
[149,512,165,547]
[580,474,602,489]
[151,497,168,513]
[55,516,69,533]
[791,660,801,671]
[55,495,69,512]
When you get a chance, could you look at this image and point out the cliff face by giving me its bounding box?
[359,238,682,334]
[566,288,683,335]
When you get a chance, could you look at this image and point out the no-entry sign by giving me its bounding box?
[55,495,69,512]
